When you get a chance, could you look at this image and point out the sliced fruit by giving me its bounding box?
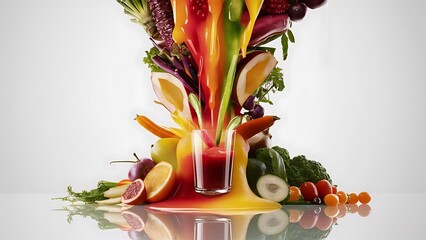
[121,210,145,232]
[103,184,131,199]
[234,51,278,106]
[257,209,289,235]
[96,197,122,205]
[256,174,289,202]
[151,72,192,120]
[144,161,176,203]
[151,138,179,169]
[121,179,147,205]
[144,212,175,240]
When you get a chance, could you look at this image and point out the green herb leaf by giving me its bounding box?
[254,67,285,105]
[281,34,289,61]
[270,148,288,182]
[287,29,295,43]
[53,181,117,204]
[143,47,163,72]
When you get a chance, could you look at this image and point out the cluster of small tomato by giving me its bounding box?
[287,180,372,207]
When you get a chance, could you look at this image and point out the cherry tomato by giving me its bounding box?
[336,191,348,204]
[316,180,332,199]
[300,182,319,202]
[332,185,337,194]
[358,192,371,204]
[324,194,339,207]
[347,193,358,204]
[288,186,302,202]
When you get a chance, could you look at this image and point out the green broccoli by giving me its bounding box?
[286,155,332,187]
[255,146,332,187]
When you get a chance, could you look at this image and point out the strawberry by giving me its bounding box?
[261,0,291,15]
[189,0,209,20]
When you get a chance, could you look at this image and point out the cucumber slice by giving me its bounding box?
[256,174,289,202]
[257,209,289,236]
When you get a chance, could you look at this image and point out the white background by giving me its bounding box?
[1,0,425,194]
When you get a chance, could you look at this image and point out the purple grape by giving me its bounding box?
[243,95,255,110]
[250,104,265,119]
[302,0,326,9]
[128,158,155,181]
[287,3,307,21]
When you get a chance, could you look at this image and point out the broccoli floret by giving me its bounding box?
[286,155,332,187]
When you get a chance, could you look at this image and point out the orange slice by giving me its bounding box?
[144,161,176,203]
[234,51,278,106]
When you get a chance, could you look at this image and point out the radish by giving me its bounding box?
[256,174,289,203]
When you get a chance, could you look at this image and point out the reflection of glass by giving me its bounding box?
[192,130,236,195]
[195,216,232,240]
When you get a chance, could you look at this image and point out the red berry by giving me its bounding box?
[189,0,209,20]
[262,0,291,15]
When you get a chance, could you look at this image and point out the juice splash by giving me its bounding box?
[146,133,281,213]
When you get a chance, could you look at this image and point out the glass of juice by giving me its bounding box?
[192,130,236,195]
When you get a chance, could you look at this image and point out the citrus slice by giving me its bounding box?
[121,179,147,205]
[144,161,176,203]
[151,72,192,120]
[234,51,278,106]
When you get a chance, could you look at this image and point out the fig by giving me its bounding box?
[121,179,147,205]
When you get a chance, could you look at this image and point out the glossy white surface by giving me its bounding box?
[0,193,423,239]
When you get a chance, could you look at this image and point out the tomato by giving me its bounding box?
[316,180,332,199]
[336,191,348,204]
[288,186,302,202]
[358,192,371,204]
[299,182,319,202]
[324,194,339,207]
[347,193,358,204]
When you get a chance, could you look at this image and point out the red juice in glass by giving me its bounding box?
[192,130,236,195]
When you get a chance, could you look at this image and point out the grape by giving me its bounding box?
[249,104,265,119]
[242,95,255,110]
[287,3,307,21]
[302,0,326,9]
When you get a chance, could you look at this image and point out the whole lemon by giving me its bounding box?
[151,138,179,169]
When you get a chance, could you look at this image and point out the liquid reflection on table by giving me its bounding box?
[54,203,371,239]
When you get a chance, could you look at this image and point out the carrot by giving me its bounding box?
[135,115,179,138]
[236,115,280,140]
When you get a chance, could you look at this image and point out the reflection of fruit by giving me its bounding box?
[315,212,333,231]
[151,138,179,169]
[298,210,318,230]
[323,206,339,218]
[256,174,290,202]
[336,204,347,218]
[144,161,176,203]
[357,204,371,217]
[144,212,175,240]
[257,209,289,235]
[127,230,150,240]
[346,204,358,214]
[288,208,303,223]
[121,210,145,232]
[121,179,147,205]
[358,192,371,204]
[151,72,192,120]
[234,51,278,106]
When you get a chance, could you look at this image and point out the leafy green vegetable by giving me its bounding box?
[254,67,284,105]
[254,148,288,184]
[143,47,163,72]
[255,146,332,187]
[53,181,117,204]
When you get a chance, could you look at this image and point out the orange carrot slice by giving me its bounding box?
[135,115,179,138]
